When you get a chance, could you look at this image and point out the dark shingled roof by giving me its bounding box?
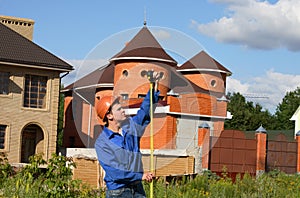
[170,70,224,98]
[63,63,114,91]
[0,23,73,72]
[177,51,231,75]
[62,63,115,105]
[110,26,177,66]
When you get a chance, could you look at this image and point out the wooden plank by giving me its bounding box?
[142,155,194,176]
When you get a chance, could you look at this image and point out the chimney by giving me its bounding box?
[0,15,35,41]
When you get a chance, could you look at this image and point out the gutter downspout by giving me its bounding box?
[56,71,70,157]
[60,71,69,79]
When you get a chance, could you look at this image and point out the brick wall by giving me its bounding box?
[205,130,299,177]
[113,61,170,98]
[68,148,194,188]
[0,65,60,162]
[183,72,225,93]
[267,133,297,173]
[72,158,103,188]
[210,130,257,175]
[140,115,176,149]
[0,15,34,40]
[142,155,194,176]
[169,93,216,116]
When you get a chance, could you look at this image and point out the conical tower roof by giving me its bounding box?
[177,51,231,75]
[110,26,177,65]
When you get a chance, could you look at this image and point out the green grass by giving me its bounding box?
[143,171,300,198]
[1,153,300,197]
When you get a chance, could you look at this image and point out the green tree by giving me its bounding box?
[225,92,251,130]
[225,92,274,130]
[57,84,65,149]
[274,87,300,130]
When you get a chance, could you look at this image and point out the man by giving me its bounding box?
[95,72,160,198]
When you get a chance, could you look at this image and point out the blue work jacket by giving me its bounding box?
[95,90,160,190]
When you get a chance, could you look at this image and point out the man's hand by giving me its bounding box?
[142,172,154,182]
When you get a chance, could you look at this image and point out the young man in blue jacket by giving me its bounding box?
[95,72,161,198]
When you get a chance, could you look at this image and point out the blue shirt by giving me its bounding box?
[95,90,160,190]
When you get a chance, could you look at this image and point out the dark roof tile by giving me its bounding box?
[177,50,231,75]
[0,23,73,71]
[171,71,223,98]
[110,26,177,66]
[63,63,114,91]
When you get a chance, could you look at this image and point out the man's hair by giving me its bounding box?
[103,98,120,126]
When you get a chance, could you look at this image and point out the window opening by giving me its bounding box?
[0,125,7,149]
[0,72,10,95]
[24,74,47,108]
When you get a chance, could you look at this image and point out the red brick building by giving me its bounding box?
[62,26,300,187]
[62,25,232,176]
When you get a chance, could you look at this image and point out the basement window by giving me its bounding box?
[23,74,48,109]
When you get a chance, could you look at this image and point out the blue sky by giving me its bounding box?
[1,0,299,113]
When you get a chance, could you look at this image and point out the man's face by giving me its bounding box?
[110,103,126,123]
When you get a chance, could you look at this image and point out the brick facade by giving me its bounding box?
[62,26,233,183]
[113,61,171,98]
[0,15,34,41]
[0,65,61,162]
[0,16,73,163]
[61,26,300,187]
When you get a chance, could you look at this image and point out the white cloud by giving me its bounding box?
[62,59,109,86]
[151,30,171,40]
[227,70,300,113]
[209,0,252,6]
[226,77,250,93]
[193,0,300,51]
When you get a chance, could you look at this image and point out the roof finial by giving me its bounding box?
[144,7,147,26]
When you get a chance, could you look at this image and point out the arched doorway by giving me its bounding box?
[21,124,44,163]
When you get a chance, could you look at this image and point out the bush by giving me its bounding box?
[143,170,300,198]
[0,153,101,198]
[0,152,14,187]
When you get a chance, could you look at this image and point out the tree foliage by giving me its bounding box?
[274,87,300,130]
[57,84,65,148]
[225,92,273,131]
[225,87,299,131]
